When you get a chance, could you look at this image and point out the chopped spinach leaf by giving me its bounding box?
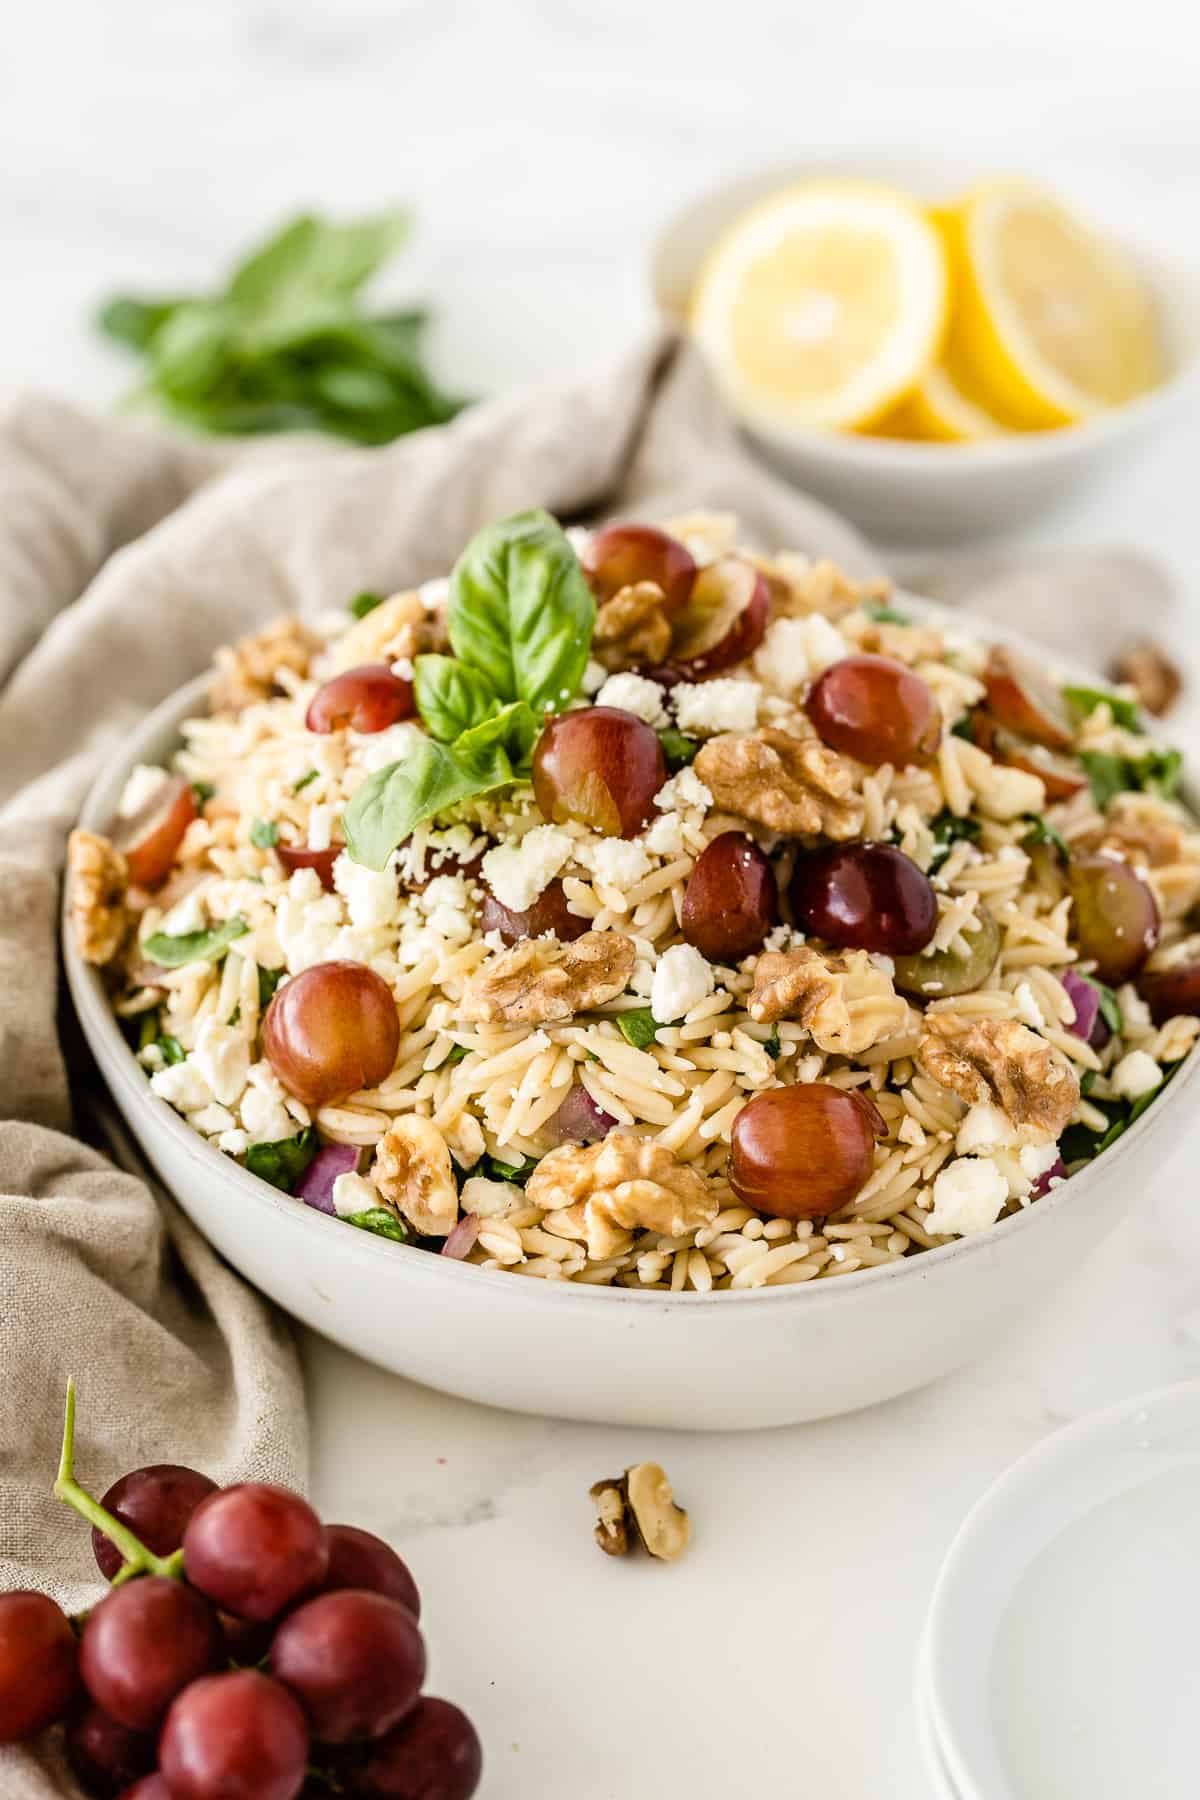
[1022,814,1071,858]
[136,1009,160,1052]
[931,810,982,846]
[658,728,700,772]
[293,769,319,793]
[1063,683,1142,733]
[617,1008,662,1050]
[257,965,285,1010]
[245,1126,317,1194]
[155,1035,185,1065]
[1081,746,1183,809]
[443,1043,469,1067]
[481,1152,539,1186]
[950,714,977,742]
[350,590,385,620]
[142,917,249,967]
[863,602,909,625]
[250,817,280,849]
[763,1024,782,1060]
[342,1207,410,1243]
[190,780,216,807]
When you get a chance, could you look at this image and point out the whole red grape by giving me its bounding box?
[730,1085,886,1219]
[92,1464,218,1583]
[806,655,941,767]
[790,842,937,955]
[183,1482,329,1623]
[532,707,665,838]
[263,962,400,1108]
[309,1524,421,1620]
[307,665,415,735]
[354,1697,483,1799]
[79,1577,222,1732]
[680,833,777,963]
[270,1590,425,1743]
[0,1591,79,1743]
[159,1670,309,1800]
[581,523,696,611]
[65,1699,156,1798]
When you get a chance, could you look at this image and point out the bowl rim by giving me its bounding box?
[64,605,1200,1312]
[649,156,1200,469]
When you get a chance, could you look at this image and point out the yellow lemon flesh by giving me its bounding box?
[945,179,1161,429]
[874,362,1008,444]
[689,182,948,434]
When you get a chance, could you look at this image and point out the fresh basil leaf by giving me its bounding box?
[1021,815,1071,858]
[481,1153,538,1186]
[97,294,186,352]
[863,602,909,624]
[342,738,515,871]
[448,510,595,715]
[1138,747,1182,800]
[931,810,982,846]
[1081,746,1183,807]
[950,714,977,742]
[350,590,384,620]
[250,817,280,849]
[228,211,411,316]
[1063,684,1142,733]
[658,728,699,772]
[142,917,249,968]
[456,700,538,767]
[293,769,318,793]
[190,780,216,807]
[763,1025,782,1060]
[414,655,501,742]
[257,965,285,1010]
[245,1126,317,1194]
[617,1008,662,1050]
[342,1207,410,1243]
[1079,751,1130,810]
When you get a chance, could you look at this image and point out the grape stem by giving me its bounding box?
[54,1378,184,1585]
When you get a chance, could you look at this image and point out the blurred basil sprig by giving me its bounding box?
[97,211,463,444]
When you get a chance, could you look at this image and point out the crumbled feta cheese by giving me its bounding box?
[763,923,803,954]
[1109,1050,1163,1102]
[354,722,427,774]
[190,1104,237,1136]
[869,952,895,978]
[587,840,652,889]
[1116,984,1152,1034]
[240,1084,295,1145]
[1018,1140,1062,1181]
[955,1102,1016,1156]
[1013,981,1044,1028]
[157,885,209,938]
[581,659,608,697]
[459,1176,523,1218]
[305,803,339,853]
[416,875,474,947]
[925,1157,1009,1236]
[630,960,655,998]
[654,767,712,814]
[672,679,759,736]
[150,1059,214,1113]
[651,943,715,1023]
[481,826,573,913]
[217,1129,251,1156]
[644,812,687,858]
[595,672,668,727]
[565,525,593,557]
[275,883,345,974]
[753,615,847,693]
[390,657,415,680]
[333,851,402,930]
[332,1172,383,1218]
[191,1019,251,1108]
[118,764,169,819]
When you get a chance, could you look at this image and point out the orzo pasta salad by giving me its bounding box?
[70,510,1200,1291]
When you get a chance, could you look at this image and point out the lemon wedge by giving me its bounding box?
[689,182,948,433]
[875,362,1008,443]
[944,179,1161,429]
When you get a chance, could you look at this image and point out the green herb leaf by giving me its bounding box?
[1080,1069,1097,1096]
[950,714,977,742]
[98,294,187,352]
[863,602,909,625]
[1138,746,1183,799]
[931,810,982,846]
[1080,746,1183,807]
[342,1207,410,1243]
[480,1153,539,1186]
[350,590,384,620]
[142,917,249,968]
[342,737,515,871]
[443,1043,470,1067]
[293,769,319,793]
[155,1035,185,1065]
[617,1008,662,1050]
[257,966,285,1010]
[658,728,699,772]
[190,780,216,807]
[455,700,539,767]
[1092,979,1123,1036]
[414,655,501,741]
[1022,814,1071,858]
[227,212,411,316]
[448,510,595,716]
[763,1025,782,1060]
[1079,751,1130,810]
[245,1126,317,1194]
[136,1009,160,1052]
[250,817,280,849]
[1063,683,1142,733]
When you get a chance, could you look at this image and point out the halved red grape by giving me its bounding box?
[92,1464,218,1583]
[65,1700,156,1798]
[892,908,1001,999]
[354,1697,483,1799]
[307,665,415,735]
[79,1578,222,1732]
[479,878,589,945]
[984,647,1074,749]
[546,1085,617,1145]
[0,1591,79,1743]
[276,843,342,891]
[730,1085,885,1219]
[581,523,696,611]
[183,1482,329,1623]
[532,708,665,838]
[116,1777,173,1800]
[263,961,400,1107]
[1139,953,1200,1024]
[807,655,941,768]
[1067,855,1159,984]
[159,1670,308,1800]
[666,558,768,679]
[791,843,937,955]
[307,1523,420,1620]
[114,776,196,889]
[680,833,778,963]
[975,719,1087,801]
[270,1590,425,1743]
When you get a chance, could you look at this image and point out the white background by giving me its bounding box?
[6,3,1200,1793]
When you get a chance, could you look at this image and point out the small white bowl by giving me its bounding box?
[651,159,1200,543]
[64,608,1200,1431]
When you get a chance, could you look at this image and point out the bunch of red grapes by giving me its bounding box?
[0,1391,480,1800]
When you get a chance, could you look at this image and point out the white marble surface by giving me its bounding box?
[8,1,1200,1791]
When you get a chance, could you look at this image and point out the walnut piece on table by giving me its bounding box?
[589,1462,690,1563]
[748,946,911,1055]
[1109,639,1183,718]
[67,830,131,966]
[460,931,636,1026]
[327,590,447,674]
[917,1014,1079,1137]
[695,726,864,840]
[371,1116,459,1237]
[592,581,671,672]
[209,615,320,714]
[527,1132,716,1260]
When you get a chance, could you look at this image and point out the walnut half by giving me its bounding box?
[371,1116,459,1237]
[589,1463,691,1562]
[67,830,131,966]
[695,727,864,840]
[527,1133,716,1259]
[460,931,636,1026]
[592,581,671,673]
[917,1014,1078,1137]
[748,946,911,1055]
[210,615,320,714]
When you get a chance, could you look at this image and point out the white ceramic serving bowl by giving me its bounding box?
[64,624,1200,1431]
[651,158,1200,543]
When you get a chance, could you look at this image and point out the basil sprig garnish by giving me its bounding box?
[142,917,249,967]
[343,511,593,870]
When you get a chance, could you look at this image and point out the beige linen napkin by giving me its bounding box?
[0,331,878,1794]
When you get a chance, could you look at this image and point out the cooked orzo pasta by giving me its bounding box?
[70,509,1200,1293]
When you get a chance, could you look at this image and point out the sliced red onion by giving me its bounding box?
[441,1213,480,1259]
[547,1085,617,1145]
[1030,1157,1067,1200]
[296,1143,361,1214]
[1061,970,1109,1049]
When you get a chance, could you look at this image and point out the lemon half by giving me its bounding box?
[874,362,1008,444]
[690,182,948,434]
